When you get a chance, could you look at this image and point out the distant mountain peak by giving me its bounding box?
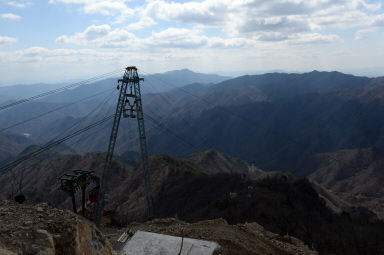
[164,68,194,74]
[179,68,192,72]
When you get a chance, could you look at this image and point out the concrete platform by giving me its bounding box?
[117,231,220,255]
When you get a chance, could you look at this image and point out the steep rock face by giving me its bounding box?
[0,201,115,255]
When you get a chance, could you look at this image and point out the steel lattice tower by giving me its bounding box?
[95,66,154,226]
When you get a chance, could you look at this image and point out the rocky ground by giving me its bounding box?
[0,200,115,255]
[116,218,318,255]
[0,200,318,255]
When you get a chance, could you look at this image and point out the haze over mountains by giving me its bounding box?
[2,69,384,171]
[3,68,384,254]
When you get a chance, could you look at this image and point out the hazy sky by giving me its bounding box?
[1,0,384,85]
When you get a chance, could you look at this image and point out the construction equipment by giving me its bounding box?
[95,66,154,226]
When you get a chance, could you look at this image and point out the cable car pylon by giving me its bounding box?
[95,66,154,226]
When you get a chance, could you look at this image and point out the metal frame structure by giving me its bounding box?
[58,169,100,215]
[95,66,154,226]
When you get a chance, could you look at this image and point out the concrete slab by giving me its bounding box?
[119,231,220,255]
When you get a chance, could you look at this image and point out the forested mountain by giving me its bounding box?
[146,83,384,172]
[3,70,384,255]
[0,151,383,255]
[2,70,384,172]
[0,133,32,166]
[307,147,384,219]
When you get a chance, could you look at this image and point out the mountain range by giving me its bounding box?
[2,68,384,254]
[2,69,384,175]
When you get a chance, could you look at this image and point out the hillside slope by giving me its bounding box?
[1,151,383,255]
[0,133,32,166]
[146,83,384,174]
[308,147,384,219]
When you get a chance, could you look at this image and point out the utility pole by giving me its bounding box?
[95,66,154,226]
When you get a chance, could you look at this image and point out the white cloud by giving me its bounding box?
[49,0,133,23]
[256,32,289,42]
[2,0,384,85]
[310,10,371,30]
[146,28,255,48]
[0,36,17,46]
[0,13,21,21]
[56,24,139,48]
[1,46,121,64]
[372,14,384,27]
[8,1,25,8]
[56,24,257,49]
[48,0,384,46]
[354,28,377,40]
[134,0,384,37]
[236,16,310,34]
[145,28,208,48]
[7,1,32,8]
[287,33,344,44]
[143,0,228,26]
[126,17,156,30]
[56,24,111,43]
[0,46,129,85]
[57,22,344,51]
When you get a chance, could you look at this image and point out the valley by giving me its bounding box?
[1,69,384,254]
[3,1,384,254]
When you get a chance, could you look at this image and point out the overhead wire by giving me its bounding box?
[87,72,217,159]
[66,119,112,151]
[66,90,119,150]
[141,75,214,152]
[0,88,116,134]
[3,89,118,191]
[0,80,119,173]
[0,114,115,174]
[142,107,207,157]
[144,112,201,153]
[0,68,124,112]
[45,88,117,145]
[93,78,192,155]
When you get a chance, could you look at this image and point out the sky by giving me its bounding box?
[0,0,384,85]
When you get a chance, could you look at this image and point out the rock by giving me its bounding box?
[0,247,17,255]
[0,200,114,255]
[24,220,33,226]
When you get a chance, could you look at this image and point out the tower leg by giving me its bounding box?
[81,187,86,215]
[134,92,154,218]
[71,192,77,213]
[95,70,128,226]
